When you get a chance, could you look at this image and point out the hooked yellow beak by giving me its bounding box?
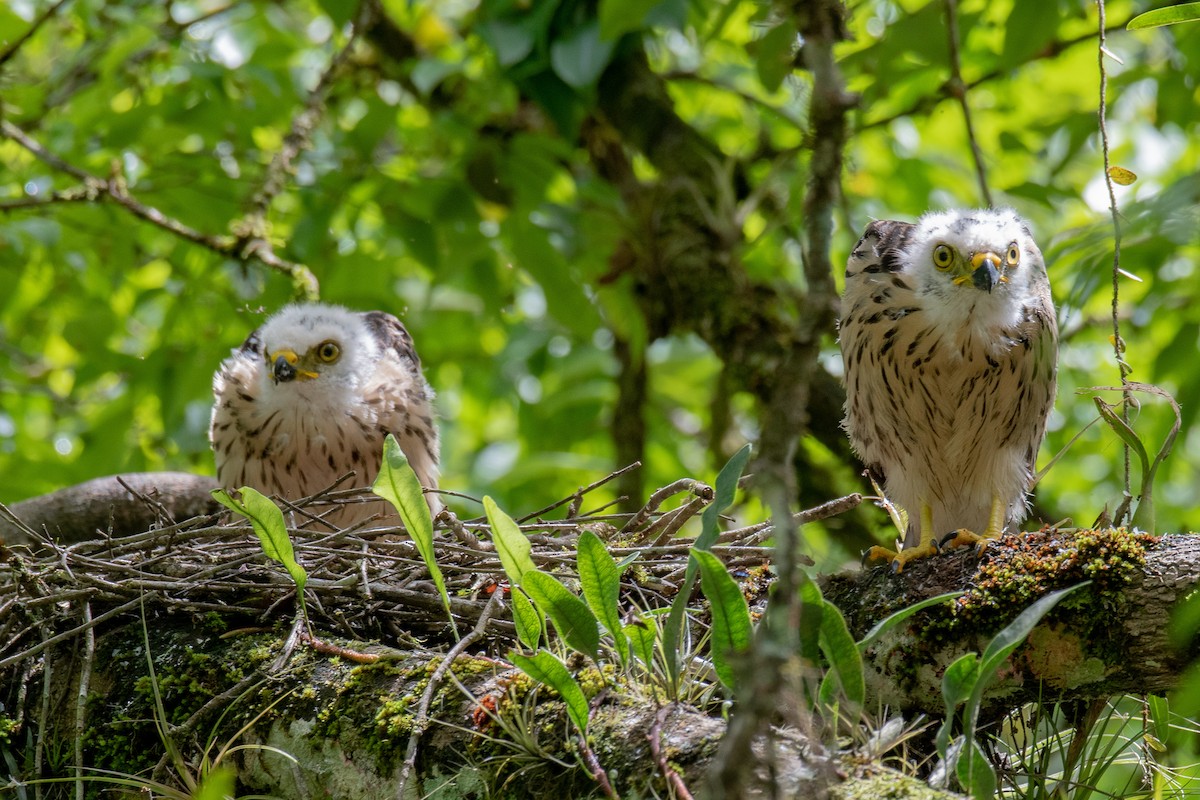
[269,349,319,383]
[962,251,1007,293]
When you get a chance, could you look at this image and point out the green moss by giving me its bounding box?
[929,527,1156,638]
[905,527,1160,688]
[833,770,953,799]
[81,625,286,779]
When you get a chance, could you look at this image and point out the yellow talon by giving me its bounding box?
[939,495,1007,555]
[863,502,941,573]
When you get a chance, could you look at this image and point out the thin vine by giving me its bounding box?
[1096,0,1134,520]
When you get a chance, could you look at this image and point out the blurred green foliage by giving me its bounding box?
[1,0,1198,574]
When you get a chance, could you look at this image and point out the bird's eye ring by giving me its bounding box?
[1006,243,1021,266]
[932,244,954,270]
[316,341,341,363]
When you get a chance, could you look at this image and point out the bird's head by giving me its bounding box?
[255,304,378,389]
[908,208,1047,311]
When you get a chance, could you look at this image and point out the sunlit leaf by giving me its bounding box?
[212,488,306,592]
[372,435,454,630]
[577,529,628,665]
[511,587,543,651]
[1107,165,1138,185]
[510,650,590,734]
[483,496,536,586]
[521,570,601,660]
[1128,3,1200,29]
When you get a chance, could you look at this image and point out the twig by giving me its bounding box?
[710,1,853,796]
[1096,0,1133,521]
[944,0,992,207]
[396,589,504,799]
[650,704,694,800]
[578,734,618,799]
[240,3,372,235]
[860,24,1130,132]
[717,493,863,544]
[646,495,712,547]
[74,602,94,800]
[0,119,319,295]
[0,0,70,68]
[0,186,95,210]
[0,594,145,669]
[620,479,713,536]
[517,462,642,523]
[35,633,53,800]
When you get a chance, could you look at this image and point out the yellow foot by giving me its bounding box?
[861,542,939,573]
[939,528,994,556]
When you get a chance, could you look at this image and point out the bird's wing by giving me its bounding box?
[845,219,915,280]
[840,219,920,486]
[234,325,263,357]
[359,310,440,501]
[361,310,422,370]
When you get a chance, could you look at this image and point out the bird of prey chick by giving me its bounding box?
[211,303,440,526]
[839,208,1057,572]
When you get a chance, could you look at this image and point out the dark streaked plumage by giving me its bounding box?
[210,303,440,526]
[839,209,1057,571]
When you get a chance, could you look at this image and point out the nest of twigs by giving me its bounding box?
[0,466,810,679]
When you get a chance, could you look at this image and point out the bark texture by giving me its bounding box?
[10,620,958,800]
[821,529,1200,717]
[1,472,220,546]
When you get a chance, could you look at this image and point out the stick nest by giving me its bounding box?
[0,471,786,675]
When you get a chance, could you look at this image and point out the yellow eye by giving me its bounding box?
[1006,243,1021,266]
[932,244,954,270]
[316,341,340,363]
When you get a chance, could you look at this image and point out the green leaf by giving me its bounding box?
[857,592,964,652]
[979,583,1088,675]
[626,616,658,670]
[698,443,752,551]
[663,444,752,691]
[818,600,864,709]
[941,652,981,712]
[1094,398,1150,479]
[694,549,752,691]
[511,587,543,651]
[192,765,237,800]
[957,737,997,800]
[372,435,453,627]
[510,650,591,734]
[796,574,825,663]
[599,0,652,40]
[1128,3,1200,29]
[484,496,536,585]
[754,23,795,93]
[1146,694,1171,748]
[549,21,615,89]
[577,530,628,666]
[477,20,535,66]
[212,488,306,592]
[937,652,980,758]
[521,570,601,660]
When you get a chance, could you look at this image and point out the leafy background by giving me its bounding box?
[1,0,1198,578]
